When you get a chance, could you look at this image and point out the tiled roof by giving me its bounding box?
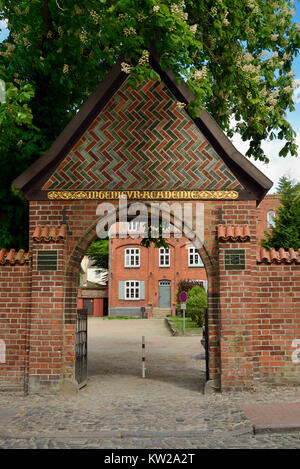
[218,224,251,242]
[257,247,300,264]
[32,224,67,242]
[0,249,30,265]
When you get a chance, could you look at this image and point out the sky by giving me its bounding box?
[232,2,300,192]
[1,6,300,193]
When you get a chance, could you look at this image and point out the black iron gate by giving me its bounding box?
[75,309,88,388]
[205,308,209,381]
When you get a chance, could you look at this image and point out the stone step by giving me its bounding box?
[152,308,172,318]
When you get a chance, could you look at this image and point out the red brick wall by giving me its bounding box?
[218,244,300,390]
[257,194,280,240]
[0,197,294,393]
[255,263,300,385]
[0,264,30,391]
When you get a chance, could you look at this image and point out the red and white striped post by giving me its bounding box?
[142,336,146,378]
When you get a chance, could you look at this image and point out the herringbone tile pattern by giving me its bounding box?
[43,80,243,191]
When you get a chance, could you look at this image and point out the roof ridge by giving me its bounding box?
[257,246,300,264]
[32,224,67,243]
[218,224,251,242]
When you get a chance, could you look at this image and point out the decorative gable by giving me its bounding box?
[42,79,243,192]
[13,53,272,201]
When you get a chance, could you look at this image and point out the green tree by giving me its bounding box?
[1,1,300,248]
[261,176,300,250]
[0,73,38,248]
[86,239,109,269]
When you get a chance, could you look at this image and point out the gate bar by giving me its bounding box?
[142,336,146,378]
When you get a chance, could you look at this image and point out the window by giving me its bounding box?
[188,247,203,267]
[125,281,140,300]
[119,280,145,300]
[159,248,170,267]
[159,280,171,287]
[125,248,140,267]
[127,221,141,232]
[267,210,276,228]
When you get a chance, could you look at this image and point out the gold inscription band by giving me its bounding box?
[47,190,239,200]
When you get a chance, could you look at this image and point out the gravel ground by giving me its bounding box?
[0,318,300,449]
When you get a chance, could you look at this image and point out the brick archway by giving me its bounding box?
[62,201,220,392]
[1,198,299,394]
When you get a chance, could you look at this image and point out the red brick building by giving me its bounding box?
[109,223,207,317]
[257,194,281,240]
[108,195,281,318]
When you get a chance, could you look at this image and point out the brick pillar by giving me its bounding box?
[218,239,258,391]
[28,241,67,393]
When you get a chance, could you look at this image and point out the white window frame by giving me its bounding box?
[127,221,141,232]
[125,248,140,267]
[159,247,170,267]
[125,280,140,300]
[188,247,203,267]
[267,210,276,228]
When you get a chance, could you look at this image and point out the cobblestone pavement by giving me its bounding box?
[1,319,300,449]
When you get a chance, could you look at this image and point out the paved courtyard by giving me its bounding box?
[0,318,300,449]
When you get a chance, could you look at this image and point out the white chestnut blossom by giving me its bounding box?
[79,32,88,44]
[124,27,136,37]
[193,67,207,80]
[223,11,229,26]
[90,10,100,24]
[121,62,132,74]
[246,0,259,14]
[170,2,188,21]
[138,50,150,65]
[176,101,186,109]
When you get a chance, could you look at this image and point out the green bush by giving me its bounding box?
[185,285,207,327]
[176,279,206,303]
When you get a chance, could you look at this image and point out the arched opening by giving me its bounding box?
[63,201,219,393]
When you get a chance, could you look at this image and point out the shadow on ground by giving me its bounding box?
[86,318,206,394]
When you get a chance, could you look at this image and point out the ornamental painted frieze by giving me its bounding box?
[47,190,239,200]
[43,79,244,192]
